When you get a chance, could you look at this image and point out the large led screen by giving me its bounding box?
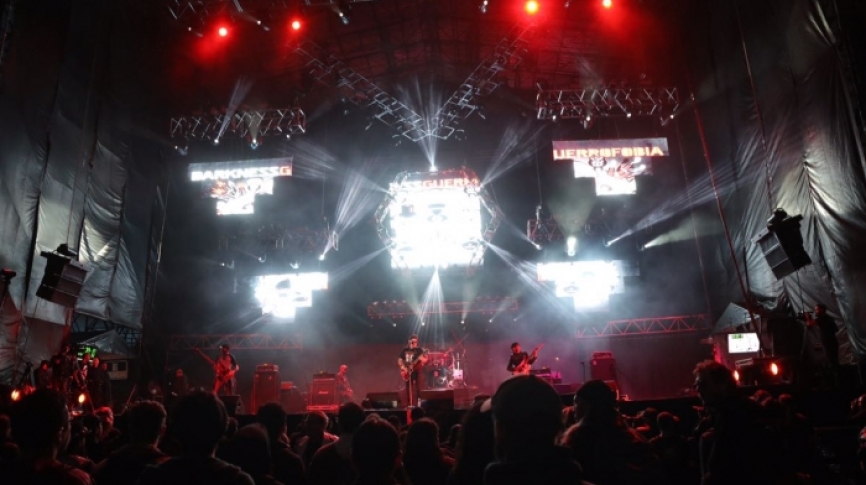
[552,138,668,196]
[386,171,484,269]
[188,158,292,215]
[254,272,328,319]
[537,261,628,311]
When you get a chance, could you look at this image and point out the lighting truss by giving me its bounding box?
[527,218,565,244]
[429,22,534,139]
[536,87,680,120]
[71,313,142,351]
[170,108,306,141]
[218,225,336,255]
[295,41,428,141]
[367,297,519,319]
[167,333,302,350]
[167,0,293,23]
[575,314,708,338]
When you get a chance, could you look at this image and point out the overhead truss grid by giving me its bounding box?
[167,333,302,351]
[368,297,519,319]
[536,87,680,120]
[576,314,709,338]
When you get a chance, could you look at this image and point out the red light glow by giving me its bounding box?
[291,20,301,31]
[10,389,20,401]
[733,370,740,382]
[770,362,779,376]
[602,0,613,8]
[218,27,228,37]
[525,1,539,14]
[78,393,86,404]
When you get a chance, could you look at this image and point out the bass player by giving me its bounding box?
[507,342,542,375]
[213,344,239,395]
[398,335,428,407]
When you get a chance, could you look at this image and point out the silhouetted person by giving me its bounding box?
[308,402,366,485]
[484,375,583,485]
[447,401,494,485]
[221,424,283,485]
[0,414,20,462]
[807,303,840,375]
[258,402,307,485]
[297,411,338,467]
[649,412,693,485]
[94,400,169,485]
[0,389,92,484]
[351,418,402,485]
[138,391,254,485]
[35,360,51,390]
[403,418,454,485]
[562,380,663,485]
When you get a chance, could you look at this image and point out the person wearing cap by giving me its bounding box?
[483,375,583,485]
[214,344,240,395]
[562,380,663,485]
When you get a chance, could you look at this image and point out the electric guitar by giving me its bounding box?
[513,344,544,375]
[400,352,426,381]
[193,347,236,385]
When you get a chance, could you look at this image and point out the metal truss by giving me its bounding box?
[295,41,428,141]
[167,0,292,24]
[429,22,534,139]
[575,314,709,338]
[368,297,519,319]
[536,87,680,121]
[167,333,302,351]
[170,108,306,142]
[218,225,336,255]
[71,313,142,351]
[527,218,565,244]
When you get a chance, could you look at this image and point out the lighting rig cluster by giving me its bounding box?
[170,108,307,145]
[367,297,519,319]
[536,86,680,122]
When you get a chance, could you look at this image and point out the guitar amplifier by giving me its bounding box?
[590,351,617,382]
[252,366,281,412]
[309,376,336,408]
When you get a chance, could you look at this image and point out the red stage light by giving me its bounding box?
[218,26,228,37]
[733,369,740,382]
[602,0,612,8]
[291,20,301,31]
[770,362,779,376]
[525,1,539,15]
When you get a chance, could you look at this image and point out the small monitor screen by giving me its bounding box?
[728,332,760,353]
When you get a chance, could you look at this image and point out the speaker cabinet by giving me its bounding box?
[37,253,88,307]
[252,369,281,412]
[308,378,336,410]
[590,351,617,382]
[753,215,811,280]
[219,395,245,417]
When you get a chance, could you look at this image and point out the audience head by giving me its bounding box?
[409,406,426,423]
[305,410,329,437]
[752,389,772,404]
[693,360,737,407]
[386,415,402,430]
[225,417,239,438]
[573,380,618,426]
[404,418,442,463]
[170,391,228,456]
[656,412,680,436]
[453,400,495,474]
[95,406,115,430]
[222,424,272,478]
[337,401,366,435]
[10,389,70,455]
[257,402,288,440]
[127,400,167,445]
[489,375,563,456]
[815,303,827,315]
[447,424,461,448]
[352,418,401,478]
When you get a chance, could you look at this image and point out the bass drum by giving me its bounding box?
[426,367,450,389]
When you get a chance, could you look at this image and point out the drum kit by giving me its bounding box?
[424,349,467,389]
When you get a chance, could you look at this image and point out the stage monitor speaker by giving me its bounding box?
[309,377,336,408]
[219,395,245,417]
[366,391,401,409]
[252,369,281,412]
[36,252,89,307]
[753,215,811,280]
[590,351,617,382]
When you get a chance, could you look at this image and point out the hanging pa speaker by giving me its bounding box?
[36,251,89,307]
[753,214,811,280]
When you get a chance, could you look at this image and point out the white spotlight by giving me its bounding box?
[534,242,543,250]
[431,166,438,173]
[318,253,326,261]
[566,235,577,257]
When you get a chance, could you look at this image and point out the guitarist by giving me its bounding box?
[397,335,428,407]
[507,342,540,375]
[213,344,240,395]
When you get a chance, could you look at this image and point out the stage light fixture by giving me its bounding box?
[566,236,577,257]
[78,393,86,404]
[431,166,438,172]
[602,0,613,8]
[250,137,260,150]
[565,0,571,7]
[479,0,489,13]
[218,26,228,37]
[10,389,19,401]
[733,369,740,382]
[525,1,539,14]
[318,253,326,261]
[626,112,632,118]
[213,137,220,146]
[338,10,350,25]
[770,362,779,376]
[292,20,302,30]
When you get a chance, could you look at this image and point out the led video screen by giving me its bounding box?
[254,272,328,319]
[728,333,760,353]
[188,158,292,215]
[537,261,627,311]
[552,138,668,196]
[386,172,483,269]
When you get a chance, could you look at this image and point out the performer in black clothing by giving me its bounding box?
[35,360,51,390]
[88,357,112,408]
[50,345,74,393]
[397,335,428,407]
[170,368,189,398]
[506,342,539,375]
[807,303,839,370]
[335,364,354,403]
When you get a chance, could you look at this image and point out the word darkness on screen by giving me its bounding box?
[254,272,328,320]
[388,173,483,269]
[188,158,292,215]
